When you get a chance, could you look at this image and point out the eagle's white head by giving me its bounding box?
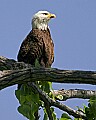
[32,11,56,30]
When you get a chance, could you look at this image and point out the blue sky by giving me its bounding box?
[0,0,96,120]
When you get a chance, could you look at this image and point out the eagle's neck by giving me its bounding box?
[32,19,49,30]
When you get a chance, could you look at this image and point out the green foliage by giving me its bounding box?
[85,96,96,120]
[74,118,83,120]
[50,107,57,120]
[43,107,57,120]
[35,59,41,68]
[56,94,63,100]
[40,81,52,93]
[15,81,96,120]
[74,97,96,120]
[15,84,40,120]
[15,82,56,120]
[18,104,35,120]
[60,113,72,120]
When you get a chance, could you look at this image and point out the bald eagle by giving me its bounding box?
[17,11,56,67]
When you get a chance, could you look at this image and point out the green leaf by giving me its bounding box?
[89,96,96,103]
[31,92,39,103]
[85,97,96,119]
[40,81,52,93]
[50,107,57,120]
[31,103,39,114]
[43,107,57,120]
[26,93,39,103]
[15,90,20,100]
[15,90,26,104]
[60,113,72,120]
[49,91,54,99]
[16,84,41,120]
[43,108,48,120]
[35,59,41,68]
[18,104,35,120]
[74,118,83,120]
[56,95,63,100]
[43,112,48,120]
[21,84,32,95]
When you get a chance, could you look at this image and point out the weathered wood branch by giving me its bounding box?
[0,56,96,90]
[1,56,96,119]
[52,89,96,100]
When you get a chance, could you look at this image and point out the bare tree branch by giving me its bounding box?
[0,56,96,90]
[29,82,86,119]
[52,89,96,100]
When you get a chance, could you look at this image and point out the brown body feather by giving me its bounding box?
[17,28,54,67]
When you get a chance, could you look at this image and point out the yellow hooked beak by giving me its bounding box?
[47,13,56,19]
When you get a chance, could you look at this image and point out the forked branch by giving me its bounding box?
[0,56,96,119]
[28,82,86,119]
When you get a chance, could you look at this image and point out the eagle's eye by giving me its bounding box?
[42,13,48,15]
